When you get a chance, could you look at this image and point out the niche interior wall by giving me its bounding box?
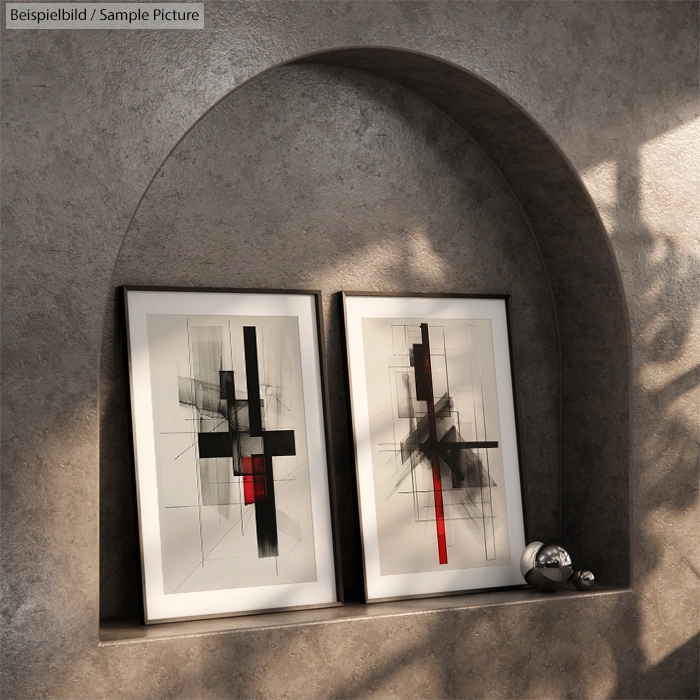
[99,55,628,621]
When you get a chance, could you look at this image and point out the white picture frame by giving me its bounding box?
[342,293,527,603]
[124,287,341,623]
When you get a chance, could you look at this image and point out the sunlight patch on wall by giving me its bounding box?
[636,115,700,669]
[323,225,449,290]
[406,225,449,285]
[638,504,700,667]
[580,159,617,235]
[639,117,700,253]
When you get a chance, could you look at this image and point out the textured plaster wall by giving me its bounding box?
[2,2,699,699]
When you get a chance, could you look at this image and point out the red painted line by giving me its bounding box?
[420,324,448,565]
[242,454,266,504]
[431,451,448,564]
[242,456,255,505]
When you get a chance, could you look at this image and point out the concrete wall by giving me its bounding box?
[2,2,698,698]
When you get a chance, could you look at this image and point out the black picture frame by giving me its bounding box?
[123,286,343,623]
[341,292,528,603]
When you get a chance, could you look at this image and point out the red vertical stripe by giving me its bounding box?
[420,325,448,565]
[243,455,266,505]
[431,453,448,564]
[242,456,255,504]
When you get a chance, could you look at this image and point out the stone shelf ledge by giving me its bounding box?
[99,585,629,645]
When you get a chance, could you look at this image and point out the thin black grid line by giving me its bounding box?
[186,318,206,570]
[172,503,254,593]
[228,319,244,537]
[468,325,489,562]
[473,325,497,562]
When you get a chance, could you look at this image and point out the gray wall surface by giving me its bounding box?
[2,2,698,699]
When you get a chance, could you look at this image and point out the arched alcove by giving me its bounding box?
[99,49,629,623]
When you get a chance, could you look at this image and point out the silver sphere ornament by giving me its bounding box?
[573,569,595,591]
[520,539,574,592]
[519,541,543,578]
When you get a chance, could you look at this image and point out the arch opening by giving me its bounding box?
[99,48,630,622]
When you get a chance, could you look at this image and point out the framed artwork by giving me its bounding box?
[124,287,341,623]
[342,293,527,602]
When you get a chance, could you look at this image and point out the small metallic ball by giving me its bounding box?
[573,569,595,591]
[521,539,574,592]
[519,541,543,578]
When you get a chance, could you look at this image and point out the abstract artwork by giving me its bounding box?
[125,288,339,622]
[342,294,526,602]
